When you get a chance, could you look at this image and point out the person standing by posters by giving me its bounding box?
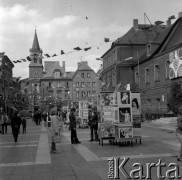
[69,108,81,144]
[11,111,21,142]
[176,106,182,161]
[88,108,99,141]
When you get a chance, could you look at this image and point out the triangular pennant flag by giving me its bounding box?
[52,54,57,57]
[86,16,88,20]
[44,54,50,58]
[96,58,103,61]
[104,37,110,42]
[17,60,22,63]
[84,47,91,51]
[13,61,17,63]
[26,56,32,61]
[73,47,82,51]
[21,59,26,62]
[61,50,65,55]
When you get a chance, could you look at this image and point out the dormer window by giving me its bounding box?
[54,71,60,78]
[147,44,151,57]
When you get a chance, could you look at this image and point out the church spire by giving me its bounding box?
[32,29,40,51]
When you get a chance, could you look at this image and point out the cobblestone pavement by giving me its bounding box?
[0,118,182,180]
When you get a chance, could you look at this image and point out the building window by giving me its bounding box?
[87,91,91,97]
[81,82,85,87]
[34,71,37,75]
[87,73,90,78]
[154,64,160,81]
[76,92,79,98]
[147,44,151,57]
[49,82,52,88]
[76,82,80,87]
[81,73,84,78]
[57,82,61,88]
[81,92,85,98]
[54,71,60,78]
[65,82,69,88]
[145,68,150,83]
[135,72,139,83]
[165,60,170,79]
[92,82,96,87]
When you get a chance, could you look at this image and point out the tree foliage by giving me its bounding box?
[168,82,182,113]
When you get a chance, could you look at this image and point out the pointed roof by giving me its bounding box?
[32,29,40,51]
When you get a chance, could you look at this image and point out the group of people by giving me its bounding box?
[0,111,27,142]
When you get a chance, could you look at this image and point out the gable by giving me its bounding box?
[163,20,182,51]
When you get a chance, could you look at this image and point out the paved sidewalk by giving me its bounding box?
[0,119,102,180]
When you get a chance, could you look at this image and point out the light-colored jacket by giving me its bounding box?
[50,115,59,137]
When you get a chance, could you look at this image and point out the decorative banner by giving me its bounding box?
[169,47,182,79]
[117,91,131,106]
[118,127,133,138]
[118,107,131,123]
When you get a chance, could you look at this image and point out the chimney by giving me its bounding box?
[62,61,65,71]
[166,19,171,27]
[133,19,138,30]
[179,12,182,18]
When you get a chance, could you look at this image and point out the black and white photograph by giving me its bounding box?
[1,0,182,179]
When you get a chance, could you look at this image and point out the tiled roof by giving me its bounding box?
[43,61,65,78]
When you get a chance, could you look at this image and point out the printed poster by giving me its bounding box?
[119,127,133,138]
[117,91,131,106]
[118,107,131,123]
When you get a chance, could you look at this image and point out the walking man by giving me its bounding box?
[11,111,21,142]
[69,108,81,144]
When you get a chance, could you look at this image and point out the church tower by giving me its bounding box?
[29,30,43,78]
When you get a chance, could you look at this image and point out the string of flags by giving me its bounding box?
[10,37,115,64]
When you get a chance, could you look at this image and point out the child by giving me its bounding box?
[22,117,27,134]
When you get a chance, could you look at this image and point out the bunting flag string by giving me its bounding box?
[10,37,115,64]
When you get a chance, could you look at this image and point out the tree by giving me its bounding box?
[168,82,182,113]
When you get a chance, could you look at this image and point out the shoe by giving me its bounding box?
[89,140,93,142]
[75,141,81,144]
[71,142,76,144]
[94,139,99,141]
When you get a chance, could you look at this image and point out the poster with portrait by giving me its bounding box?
[117,91,131,106]
[119,127,133,138]
[118,107,131,123]
[131,92,141,137]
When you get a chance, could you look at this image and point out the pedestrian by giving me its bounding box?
[88,108,99,142]
[69,108,81,144]
[21,117,27,134]
[42,111,47,127]
[50,108,60,153]
[1,112,9,134]
[11,111,21,142]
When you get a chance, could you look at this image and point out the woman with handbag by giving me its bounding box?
[176,106,182,162]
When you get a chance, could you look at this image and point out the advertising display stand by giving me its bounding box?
[97,91,142,146]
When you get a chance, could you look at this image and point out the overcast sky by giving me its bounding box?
[1,0,182,79]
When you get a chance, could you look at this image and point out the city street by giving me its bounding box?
[0,119,182,180]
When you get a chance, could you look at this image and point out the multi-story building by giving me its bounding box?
[100,12,182,119]
[133,12,182,118]
[101,19,166,91]
[0,55,15,113]
[21,30,72,112]
[72,61,98,105]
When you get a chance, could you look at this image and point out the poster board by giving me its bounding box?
[79,101,88,120]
